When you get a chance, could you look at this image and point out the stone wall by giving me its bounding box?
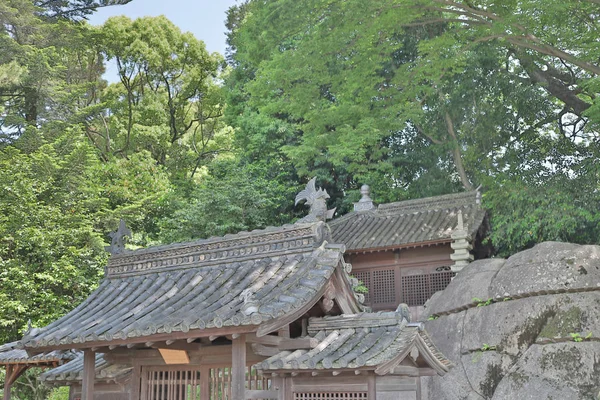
[422,242,600,399]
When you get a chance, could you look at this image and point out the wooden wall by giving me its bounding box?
[346,244,453,319]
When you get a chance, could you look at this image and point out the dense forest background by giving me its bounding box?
[1,0,600,397]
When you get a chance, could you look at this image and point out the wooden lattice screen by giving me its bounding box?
[294,393,368,399]
[355,268,454,309]
[209,366,271,399]
[401,270,454,306]
[353,270,371,304]
[141,367,202,400]
[141,365,270,400]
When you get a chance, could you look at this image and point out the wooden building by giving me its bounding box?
[330,187,488,318]
[0,341,74,400]
[11,181,452,400]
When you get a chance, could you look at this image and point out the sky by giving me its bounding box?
[88,0,240,55]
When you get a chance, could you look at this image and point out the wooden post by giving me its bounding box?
[231,335,246,400]
[200,366,209,399]
[367,374,376,400]
[82,350,95,400]
[3,365,27,400]
[131,365,141,400]
[3,365,13,400]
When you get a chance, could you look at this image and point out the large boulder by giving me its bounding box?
[423,242,600,399]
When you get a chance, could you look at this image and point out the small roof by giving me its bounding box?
[255,312,452,375]
[330,191,486,252]
[0,342,74,365]
[21,222,363,351]
[39,353,131,384]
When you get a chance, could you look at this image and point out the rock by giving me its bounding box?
[492,342,600,400]
[423,242,600,399]
[490,242,600,298]
[425,259,505,316]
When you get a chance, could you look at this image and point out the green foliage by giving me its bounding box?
[158,160,298,242]
[0,132,107,342]
[472,298,493,307]
[226,0,600,255]
[93,16,229,178]
[47,386,70,400]
[570,332,593,343]
[480,344,497,352]
[484,178,600,257]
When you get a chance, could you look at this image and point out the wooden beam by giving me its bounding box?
[251,343,280,357]
[81,349,95,400]
[246,389,279,399]
[231,335,246,400]
[26,325,257,353]
[150,341,203,351]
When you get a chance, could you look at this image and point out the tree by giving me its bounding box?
[90,16,230,179]
[226,0,600,251]
[0,0,128,142]
[157,160,299,243]
[0,133,107,343]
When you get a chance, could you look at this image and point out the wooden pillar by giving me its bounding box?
[367,374,376,400]
[3,365,13,400]
[200,366,209,400]
[130,365,141,400]
[3,365,27,400]
[231,335,246,400]
[82,349,95,400]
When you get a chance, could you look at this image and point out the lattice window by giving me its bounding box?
[401,270,454,306]
[401,274,428,306]
[294,393,368,399]
[141,365,270,400]
[141,367,202,400]
[430,270,454,294]
[353,270,371,305]
[209,366,271,399]
[372,269,396,304]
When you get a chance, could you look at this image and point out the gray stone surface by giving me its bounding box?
[424,259,505,316]
[492,342,600,400]
[490,242,600,298]
[423,242,600,399]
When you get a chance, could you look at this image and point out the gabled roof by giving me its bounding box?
[330,191,486,252]
[20,222,363,351]
[0,342,74,365]
[39,353,131,384]
[255,312,452,375]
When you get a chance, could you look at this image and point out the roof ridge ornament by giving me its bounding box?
[354,184,375,212]
[295,177,336,223]
[105,219,132,255]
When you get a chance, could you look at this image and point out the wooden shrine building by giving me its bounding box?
[330,187,488,318]
[10,180,452,400]
[0,341,74,400]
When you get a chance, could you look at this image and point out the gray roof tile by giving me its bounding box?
[255,313,452,375]
[21,222,362,350]
[330,191,486,251]
[39,353,131,383]
[0,342,74,365]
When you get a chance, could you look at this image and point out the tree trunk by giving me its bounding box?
[444,112,473,190]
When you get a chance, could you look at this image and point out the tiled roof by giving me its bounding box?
[255,313,452,375]
[21,222,363,350]
[0,342,74,365]
[330,191,486,252]
[39,353,131,383]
